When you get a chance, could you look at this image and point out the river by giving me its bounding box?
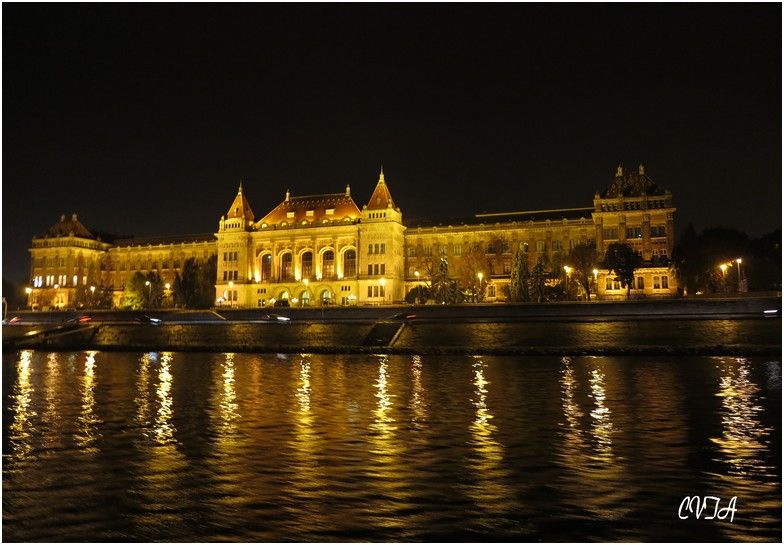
[3,351,781,541]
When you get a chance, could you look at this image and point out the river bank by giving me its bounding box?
[3,317,781,356]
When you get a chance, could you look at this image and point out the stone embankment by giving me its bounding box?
[3,297,781,355]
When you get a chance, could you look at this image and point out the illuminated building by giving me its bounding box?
[26,164,676,308]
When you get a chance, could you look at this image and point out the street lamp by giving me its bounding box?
[90,285,96,308]
[592,268,599,300]
[735,258,744,292]
[477,272,484,303]
[380,277,386,304]
[145,280,151,305]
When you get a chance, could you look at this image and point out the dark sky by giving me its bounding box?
[3,4,781,283]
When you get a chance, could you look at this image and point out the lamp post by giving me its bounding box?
[735,258,744,292]
[563,266,572,299]
[89,285,96,308]
[145,280,151,307]
[477,272,484,303]
[24,287,32,310]
[592,268,599,300]
[303,278,309,307]
[228,280,234,308]
[380,277,386,305]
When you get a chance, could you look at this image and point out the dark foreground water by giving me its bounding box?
[3,351,781,541]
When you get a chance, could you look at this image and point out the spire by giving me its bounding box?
[638,163,645,175]
[367,166,395,210]
[226,181,255,222]
[616,164,623,177]
[345,183,351,196]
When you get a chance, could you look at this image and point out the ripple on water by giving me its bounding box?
[2,351,781,541]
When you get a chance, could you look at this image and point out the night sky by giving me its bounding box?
[3,4,781,283]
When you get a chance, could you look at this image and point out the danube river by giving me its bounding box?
[3,351,781,541]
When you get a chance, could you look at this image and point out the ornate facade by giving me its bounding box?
[27,165,677,309]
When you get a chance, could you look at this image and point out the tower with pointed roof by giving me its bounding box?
[358,167,406,303]
[216,182,257,306]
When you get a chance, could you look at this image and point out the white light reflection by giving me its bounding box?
[466,357,513,514]
[76,351,101,451]
[589,366,613,459]
[410,355,427,424]
[218,353,239,434]
[9,350,36,461]
[154,352,176,444]
[712,358,773,477]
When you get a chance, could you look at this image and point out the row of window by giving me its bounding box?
[32,275,88,288]
[367,285,386,298]
[368,212,387,219]
[368,243,386,255]
[258,250,354,282]
[222,270,239,281]
[603,226,667,240]
[605,275,670,291]
[368,263,386,276]
[223,251,239,262]
[600,200,669,212]
[405,239,591,258]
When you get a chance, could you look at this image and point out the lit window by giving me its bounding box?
[326,208,334,215]
[306,210,314,217]
[287,212,295,219]
[661,276,669,289]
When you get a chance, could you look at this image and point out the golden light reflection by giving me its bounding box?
[410,355,427,424]
[711,358,773,477]
[560,357,585,449]
[135,352,155,433]
[9,350,36,461]
[367,355,412,530]
[218,353,239,434]
[466,357,513,514]
[76,351,101,451]
[41,353,62,451]
[154,352,176,444]
[589,366,613,459]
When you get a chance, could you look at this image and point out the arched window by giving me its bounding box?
[343,249,356,277]
[261,254,272,281]
[301,251,313,280]
[280,253,293,281]
[322,250,335,278]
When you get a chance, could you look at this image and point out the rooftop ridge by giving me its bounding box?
[475,207,594,218]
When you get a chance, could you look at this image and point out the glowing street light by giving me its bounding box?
[303,278,309,287]
[735,258,744,292]
[380,277,386,304]
[164,282,171,290]
[719,263,728,275]
[24,287,32,295]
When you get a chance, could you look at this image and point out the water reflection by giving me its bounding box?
[712,358,773,477]
[466,357,513,514]
[560,357,585,449]
[409,355,427,424]
[218,353,239,434]
[154,352,176,444]
[135,352,155,432]
[589,365,613,459]
[76,351,100,451]
[8,350,36,462]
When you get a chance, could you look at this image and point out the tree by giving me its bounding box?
[566,241,598,300]
[603,242,642,298]
[509,249,531,302]
[430,256,464,304]
[530,256,548,303]
[174,255,218,309]
[405,285,430,304]
[122,271,163,309]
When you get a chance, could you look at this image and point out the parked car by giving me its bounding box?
[2,316,22,325]
[136,315,163,325]
[386,312,417,321]
[259,313,291,323]
[63,315,92,326]
[273,299,290,308]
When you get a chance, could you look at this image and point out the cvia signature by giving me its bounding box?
[678,496,737,522]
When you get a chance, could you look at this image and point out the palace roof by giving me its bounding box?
[258,189,361,226]
[40,213,95,239]
[226,182,255,222]
[406,207,594,228]
[113,233,216,248]
[366,167,396,210]
[601,164,665,198]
